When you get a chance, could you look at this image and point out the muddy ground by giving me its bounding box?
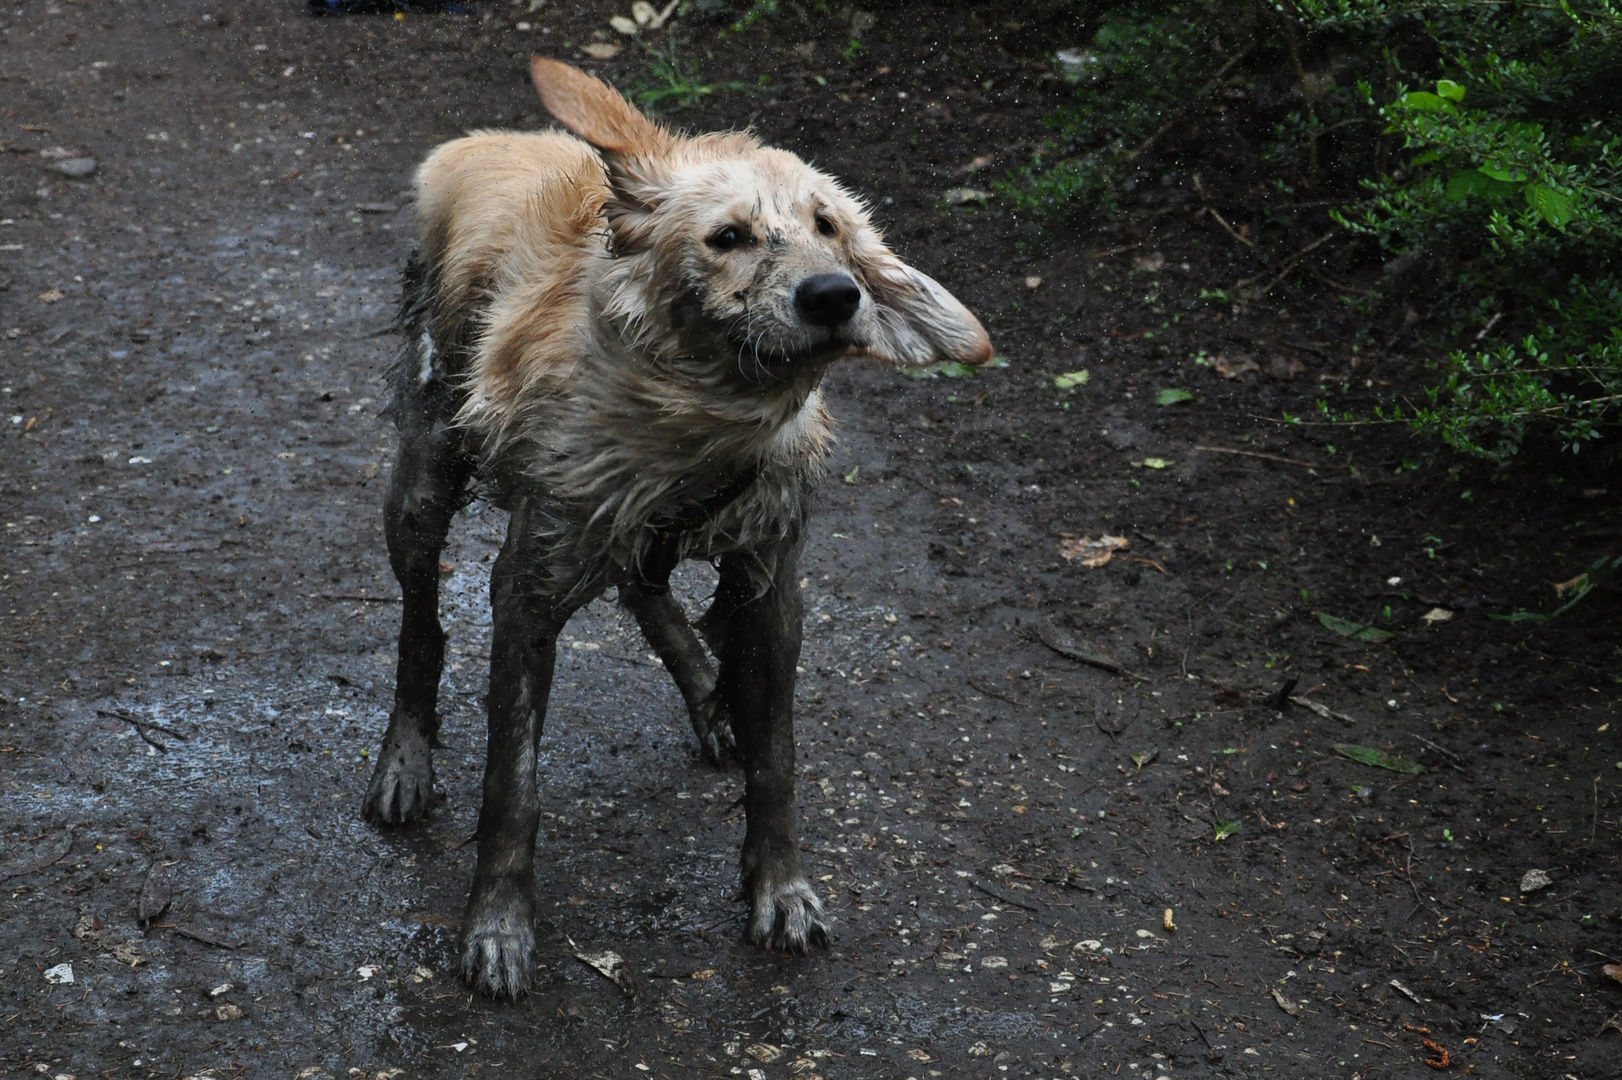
[3,3,1621,1079]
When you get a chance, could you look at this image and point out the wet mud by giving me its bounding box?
[3,3,1621,1079]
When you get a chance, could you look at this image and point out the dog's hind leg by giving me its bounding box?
[711,541,829,952]
[460,500,573,1000]
[363,331,473,826]
[619,580,736,765]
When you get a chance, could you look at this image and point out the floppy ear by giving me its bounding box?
[855,244,994,368]
[530,57,676,248]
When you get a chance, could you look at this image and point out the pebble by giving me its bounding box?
[50,157,98,178]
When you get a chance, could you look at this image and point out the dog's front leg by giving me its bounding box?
[714,541,829,951]
[460,509,568,999]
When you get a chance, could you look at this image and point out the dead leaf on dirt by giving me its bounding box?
[579,42,622,59]
[569,938,637,997]
[609,14,640,34]
[943,187,994,205]
[1553,572,1589,597]
[1422,607,1454,625]
[1271,987,1304,1017]
[1519,868,1552,893]
[2,829,73,879]
[959,153,995,172]
[1211,354,1259,379]
[1602,963,1622,985]
[38,288,64,304]
[138,860,178,924]
[1268,355,1306,380]
[745,1043,783,1063]
[1058,534,1128,567]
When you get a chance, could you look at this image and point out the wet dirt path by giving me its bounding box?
[4,4,1620,1080]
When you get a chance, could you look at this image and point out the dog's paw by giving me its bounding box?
[746,874,829,952]
[361,723,442,825]
[459,878,536,1000]
[693,693,737,767]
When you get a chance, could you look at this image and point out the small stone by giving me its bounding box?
[50,157,98,179]
[213,1002,244,1021]
[1520,868,1552,893]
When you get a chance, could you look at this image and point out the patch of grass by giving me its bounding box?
[632,36,751,113]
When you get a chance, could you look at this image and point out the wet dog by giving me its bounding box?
[361,57,991,999]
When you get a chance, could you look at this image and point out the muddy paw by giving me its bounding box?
[746,874,829,952]
[459,878,536,1000]
[361,723,442,825]
[692,693,737,767]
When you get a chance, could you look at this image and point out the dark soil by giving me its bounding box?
[3,4,1620,1079]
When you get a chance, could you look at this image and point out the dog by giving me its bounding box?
[360,57,991,1000]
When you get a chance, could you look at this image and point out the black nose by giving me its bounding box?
[795,273,862,327]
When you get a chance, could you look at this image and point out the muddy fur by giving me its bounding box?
[363,58,991,1000]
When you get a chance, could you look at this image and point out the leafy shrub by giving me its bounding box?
[1009,0,1622,462]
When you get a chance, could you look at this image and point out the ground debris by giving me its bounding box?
[2,829,73,879]
[569,937,637,998]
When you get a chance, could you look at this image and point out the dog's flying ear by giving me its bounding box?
[530,57,675,246]
[854,244,994,368]
[530,57,672,158]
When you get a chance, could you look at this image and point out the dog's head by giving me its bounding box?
[530,57,992,380]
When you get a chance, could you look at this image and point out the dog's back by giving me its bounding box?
[412,131,607,402]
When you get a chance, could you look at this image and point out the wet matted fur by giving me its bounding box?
[361,57,992,999]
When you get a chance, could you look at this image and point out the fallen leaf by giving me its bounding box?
[1163,907,1176,931]
[1421,607,1454,625]
[1553,572,1589,597]
[1140,457,1171,469]
[943,187,994,205]
[1211,354,1259,379]
[1130,748,1158,769]
[1334,743,1423,775]
[38,288,64,304]
[1317,611,1394,643]
[1053,370,1090,390]
[579,42,622,59]
[1058,534,1128,567]
[608,14,640,34]
[1270,987,1303,1017]
[138,860,177,923]
[980,955,1008,968]
[959,153,995,172]
[745,1044,783,1063]
[1602,963,1622,985]
[1519,868,1552,893]
[1267,355,1306,380]
[570,938,636,997]
[1155,388,1194,405]
[2,829,73,879]
[1214,819,1241,841]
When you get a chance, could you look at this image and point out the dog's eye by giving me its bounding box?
[709,226,749,251]
[815,214,838,238]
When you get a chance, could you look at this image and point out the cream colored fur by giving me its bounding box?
[406,59,991,598]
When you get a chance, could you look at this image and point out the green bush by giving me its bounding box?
[1008,0,1622,462]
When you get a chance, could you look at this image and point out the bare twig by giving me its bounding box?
[1237,230,1339,298]
[1193,445,1349,470]
[971,876,1043,912]
[1203,207,1255,248]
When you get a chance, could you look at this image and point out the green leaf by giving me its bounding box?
[1447,169,1519,201]
[1054,370,1091,390]
[1130,748,1158,769]
[1396,90,1452,112]
[900,360,980,380]
[1435,79,1465,102]
[1213,819,1242,841]
[1155,388,1195,406]
[1141,457,1171,469]
[1479,162,1526,183]
[1333,743,1424,776]
[1524,183,1576,226]
[1316,612,1394,643]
